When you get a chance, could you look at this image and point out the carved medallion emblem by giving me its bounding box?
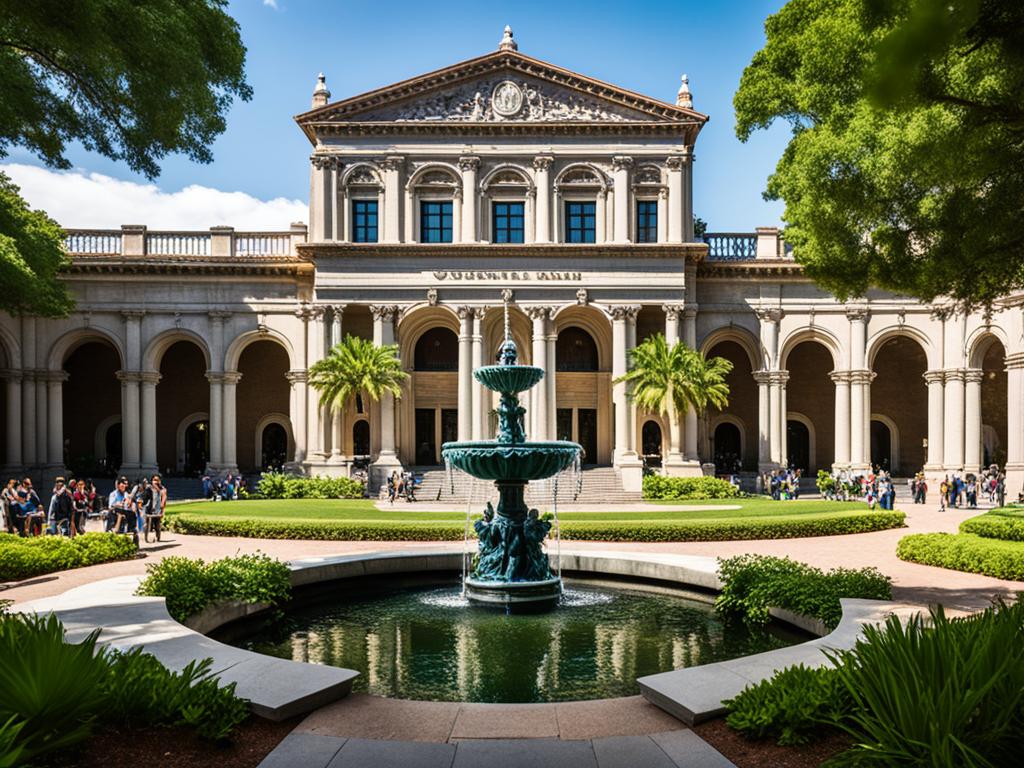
[491,81,524,117]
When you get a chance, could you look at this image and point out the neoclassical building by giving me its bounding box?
[2,27,1022,494]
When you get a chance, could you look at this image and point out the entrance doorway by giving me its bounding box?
[183,420,209,475]
[105,423,123,475]
[713,422,741,474]
[260,423,287,471]
[556,407,598,465]
[786,420,810,472]
[870,420,892,472]
[642,421,663,468]
[414,407,458,465]
[353,420,370,457]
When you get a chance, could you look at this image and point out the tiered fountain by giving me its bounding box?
[441,298,582,609]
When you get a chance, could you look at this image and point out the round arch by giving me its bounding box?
[551,305,612,371]
[700,326,764,370]
[405,162,461,189]
[553,162,610,191]
[414,327,459,371]
[397,306,461,363]
[866,326,934,370]
[785,411,817,472]
[225,329,295,372]
[482,305,532,364]
[640,417,665,465]
[710,413,746,471]
[254,413,293,470]
[341,162,383,186]
[0,324,21,368]
[779,328,842,370]
[175,412,209,473]
[143,328,212,372]
[479,163,534,192]
[48,326,124,370]
[870,413,900,471]
[967,328,1010,369]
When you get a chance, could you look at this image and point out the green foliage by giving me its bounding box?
[136,553,291,622]
[716,554,892,629]
[815,470,835,495]
[100,650,249,741]
[960,512,1024,542]
[0,613,108,764]
[0,172,72,316]
[309,334,409,413]
[167,509,905,543]
[725,664,848,746]
[618,334,732,427]
[825,601,1024,766]
[0,532,137,581]
[734,0,1024,310]
[896,532,1024,581]
[253,471,365,500]
[642,474,742,500]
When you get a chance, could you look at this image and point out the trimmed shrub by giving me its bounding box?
[960,513,1024,542]
[166,510,905,543]
[642,474,742,500]
[0,532,137,582]
[137,553,291,622]
[715,554,892,629]
[254,471,364,500]
[896,532,1024,581]
[725,664,848,746]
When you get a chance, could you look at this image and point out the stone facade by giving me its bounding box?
[2,29,1022,494]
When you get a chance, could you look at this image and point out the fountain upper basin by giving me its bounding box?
[441,440,581,481]
[473,364,544,394]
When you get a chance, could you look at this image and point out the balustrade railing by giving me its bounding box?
[703,233,758,261]
[63,226,301,258]
[63,230,122,255]
[145,232,211,256]
[234,232,293,256]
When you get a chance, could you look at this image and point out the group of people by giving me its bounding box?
[201,473,244,501]
[937,468,1005,511]
[817,468,898,509]
[105,475,168,541]
[384,471,420,503]
[761,468,804,500]
[2,476,98,537]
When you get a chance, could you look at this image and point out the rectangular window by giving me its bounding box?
[564,201,596,243]
[636,200,658,243]
[420,200,453,243]
[351,199,378,243]
[492,201,525,243]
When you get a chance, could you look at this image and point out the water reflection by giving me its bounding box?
[234,585,799,703]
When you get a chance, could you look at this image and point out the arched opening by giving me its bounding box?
[414,328,458,371]
[352,419,370,457]
[181,418,209,475]
[157,341,209,475]
[784,341,836,472]
[237,340,291,472]
[104,422,122,473]
[63,339,121,477]
[704,340,757,470]
[979,338,1007,468]
[870,419,893,472]
[713,422,742,474]
[871,336,927,474]
[259,423,287,471]
[787,419,811,472]
[641,420,663,468]
[556,327,598,372]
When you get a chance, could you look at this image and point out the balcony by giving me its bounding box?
[63,225,306,258]
[703,228,793,261]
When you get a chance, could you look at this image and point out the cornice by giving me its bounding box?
[298,242,708,264]
[305,121,698,140]
[63,255,310,279]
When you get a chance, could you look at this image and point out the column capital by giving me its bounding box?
[116,369,144,384]
[369,304,400,321]
[848,369,876,384]
[331,304,346,316]
[923,369,946,384]
[665,155,685,171]
[311,153,342,171]
[458,155,481,172]
[456,305,474,321]
[754,306,783,324]
[752,370,772,385]
[769,370,790,385]
[943,367,966,383]
[0,368,22,381]
[380,155,405,172]
[205,371,230,385]
[609,304,641,321]
[662,303,684,321]
[139,371,162,385]
[828,370,851,385]
[523,305,553,321]
[472,305,491,320]
[844,304,869,322]
[611,155,633,172]
[208,310,232,322]
[682,307,697,321]
[221,370,243,385]
[532,155,554,172]
[285,369,307,384]
[963,368,985,384]
[121,310,145,322]
[39,370,69,383]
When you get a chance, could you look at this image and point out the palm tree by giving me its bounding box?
[308,334,409,412]
[616,333,732,428]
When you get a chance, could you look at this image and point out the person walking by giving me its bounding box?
[146,474,168,542]
[48,477,74,536]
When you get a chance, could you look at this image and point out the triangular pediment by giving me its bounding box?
[296,51,706,137]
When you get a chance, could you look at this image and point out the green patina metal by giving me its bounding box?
[441,299,581,597]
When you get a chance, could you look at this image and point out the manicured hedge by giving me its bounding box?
[896,532,1024,581]
[0,533,137,582]
[252,472,365,500]
[642,474,742,500]
[960,513,1024,542]
[168,510,904,543]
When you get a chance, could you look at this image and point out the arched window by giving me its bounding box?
[352,420,370,456]
[642,421,662,468]
[414,328,458,371]
[556,327,598,371]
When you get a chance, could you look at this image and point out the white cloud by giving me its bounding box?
[1,163,306,230]
[263,0,278,8]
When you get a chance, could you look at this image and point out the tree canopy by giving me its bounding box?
[735,0,1024,310]
[309,335,410,411]
[0,0,251,316]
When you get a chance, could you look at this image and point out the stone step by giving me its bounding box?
[408,466,642,506]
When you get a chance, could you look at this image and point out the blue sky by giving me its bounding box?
[5,0,791,231]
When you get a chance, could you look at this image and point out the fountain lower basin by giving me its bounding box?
[441,440,581,481]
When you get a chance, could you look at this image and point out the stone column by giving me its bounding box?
[595,189,607,244]
[682,307,699,461]
[830,371,851,469]
[206,372,224,469]
[459,156,480,243]
[330,158,341,241]
[611,307,629,464]
[221,371,241,471]
[681,146,695,241]
[754,371,772,471]
[46,372,67,468]
[471,307,486,440]
[1005,353,1024,495]
[308,306,327,460]
[370,306,402,478]
[452,188,463,244]
[309,155,335,241]
[532,156,553,243]
[666,155,684,243]
[546,323,557,439]
[625,306,640,455]
[330,306,345,461]
[527,306,550,440]
[963,368,983,473]
[20,318,36,466]
[663,305,684,463]
[846,306,869,469]
[118,371,142,473]
[780,372,789,467]
[944,369,965,470]
[457,306,473,441]
[382,156,403,243]
[611,156,632,243]
[769,372,785,466]
[285,370,307,464]
[923,370,945,475]
[1,370,22,469]
[140,372,161,471]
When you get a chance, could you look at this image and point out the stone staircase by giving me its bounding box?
[162,477,206,501]
[409,465,642,507]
